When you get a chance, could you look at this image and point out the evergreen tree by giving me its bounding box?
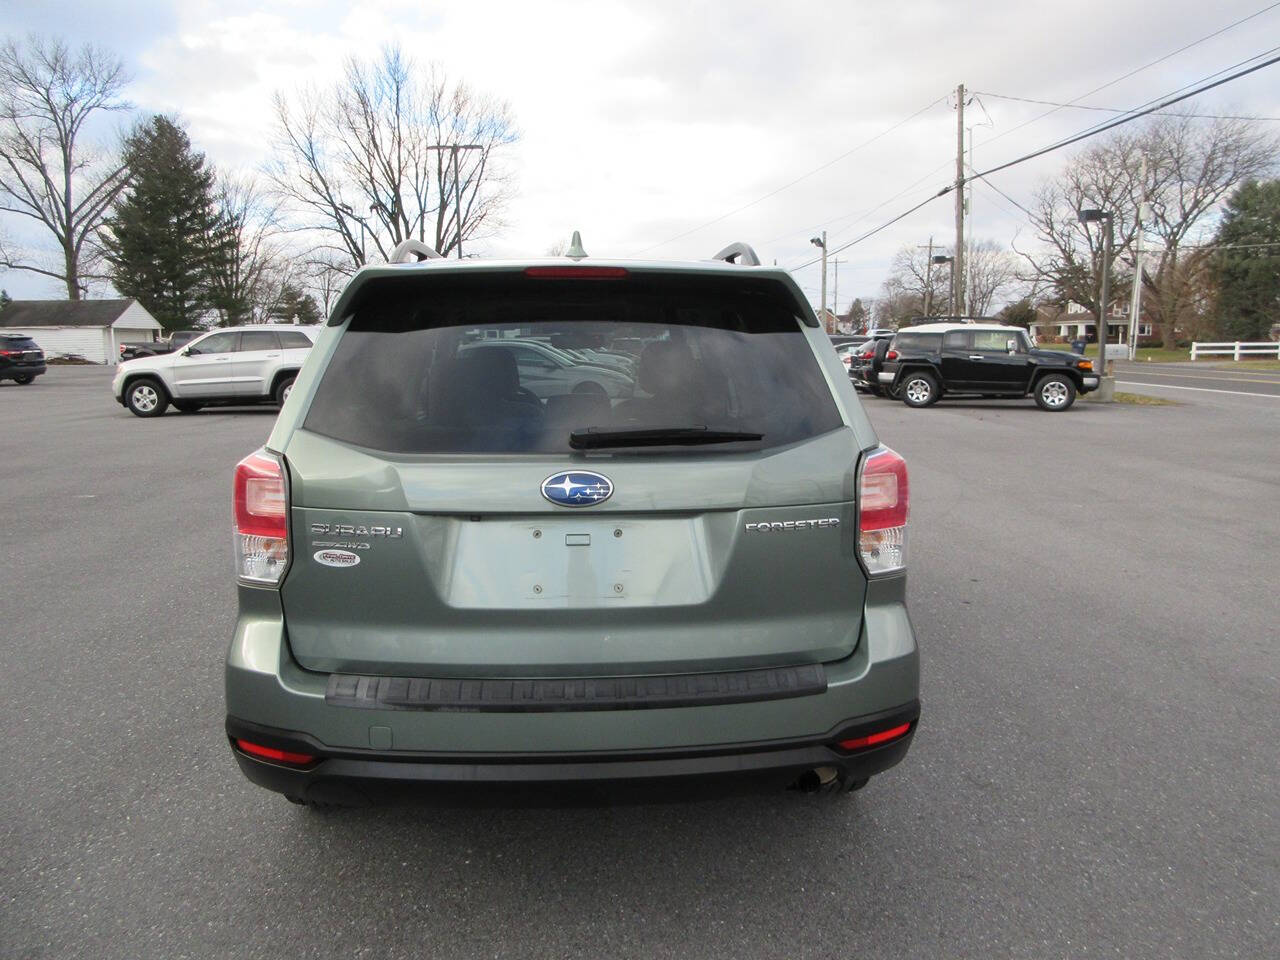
[0,288,10,312]
[267,281,323,325]
[1212,179,1280,341]
[100,116,222,330]
[997,298,1037,330]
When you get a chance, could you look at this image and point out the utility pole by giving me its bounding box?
[954,83,966,317]
[1127,154,1148,361]
[918,237,935,315]
[966,125,974,311]
[424,143,484,258]
[831,258,845,327]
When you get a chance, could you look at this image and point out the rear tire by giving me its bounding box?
[1034,373,1076,411]
[274,375,295,408]
[901,371,939,408]
[125,378,169,417]
[13,374,34,385]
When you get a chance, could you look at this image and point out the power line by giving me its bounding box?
[790,190,951,271]
[974,50,1280,181]
[789,49,1280,270]
[633,94,949,255]
[974,177,1033,221]
[784,10,1278,266]
[972,90,1280,122]
[973,1,1280,152]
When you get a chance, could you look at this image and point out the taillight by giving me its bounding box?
[885,350,898,360]
[858,446,908,575]
[524,266,629,279]
[234,738,316,767]
[234,448,288,584]
[837,722,912,752]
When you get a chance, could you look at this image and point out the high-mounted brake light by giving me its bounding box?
[234,738,316,767]
[858,446,908,575]
[524,266,629,279]
[234,449,288,584]
[837,722,912,752]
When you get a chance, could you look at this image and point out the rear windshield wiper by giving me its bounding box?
[569,426,764,450]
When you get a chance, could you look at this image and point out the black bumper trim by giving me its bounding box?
[224,702,920,802]
[324,664,827,713]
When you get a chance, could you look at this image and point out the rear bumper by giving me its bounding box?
[226,702,918,803]
[2,362,45,379]
[226,576,920,801]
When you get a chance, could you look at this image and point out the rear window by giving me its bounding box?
[303,272,843,455]
[278,330,314,349]
[1,336,39,349]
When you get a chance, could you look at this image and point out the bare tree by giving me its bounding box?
[884,244,950,316]
[1138,114,1277,346]
[1018,114,1278,346]
[0,36,131,299]
[298,247,350,318]
[966,239,1020,316]
[209,173,282,325]
[1015,132,1144,330]
[268,45,517,270]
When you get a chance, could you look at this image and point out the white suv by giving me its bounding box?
[112,324,318,417]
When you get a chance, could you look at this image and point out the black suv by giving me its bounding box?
[0,334,46,385]
[878,323,1098,411]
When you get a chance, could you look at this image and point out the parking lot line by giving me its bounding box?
[1116,381,1280,398]
[1117,370,1280,385]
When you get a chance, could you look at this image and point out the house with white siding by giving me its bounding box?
[0,299,163,364]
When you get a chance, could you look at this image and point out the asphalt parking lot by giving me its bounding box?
[2,366,1277,960]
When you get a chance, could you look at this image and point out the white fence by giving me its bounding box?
[1190,341,1280,361]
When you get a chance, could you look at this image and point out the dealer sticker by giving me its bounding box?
[313,548,361,568]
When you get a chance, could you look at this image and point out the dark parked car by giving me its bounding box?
[119,329,202,361]
[878,322,1099,411]
[0,334,46,384]
[850,330,898,396]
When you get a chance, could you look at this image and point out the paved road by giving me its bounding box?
[3,367,1277,960]
[1112,360,1280,398]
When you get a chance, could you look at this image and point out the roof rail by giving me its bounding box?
[711,242,761,266]
[389,238,444,263]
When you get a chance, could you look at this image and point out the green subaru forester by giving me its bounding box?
[225,239,920,805]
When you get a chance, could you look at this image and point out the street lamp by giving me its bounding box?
[1078,208,1114,380]
[810,232,828,332]
[931,254,954,317]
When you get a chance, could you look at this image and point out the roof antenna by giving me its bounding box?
[565,230,588,260]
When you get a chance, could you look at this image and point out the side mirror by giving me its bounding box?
[181,347,196,356]
[1006,339,1019,353]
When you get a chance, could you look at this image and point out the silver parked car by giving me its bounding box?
[112,325,318,417]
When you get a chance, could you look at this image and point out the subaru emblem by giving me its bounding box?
[541,471,614,507]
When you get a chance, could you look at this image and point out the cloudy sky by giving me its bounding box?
[3,0,1279,312]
